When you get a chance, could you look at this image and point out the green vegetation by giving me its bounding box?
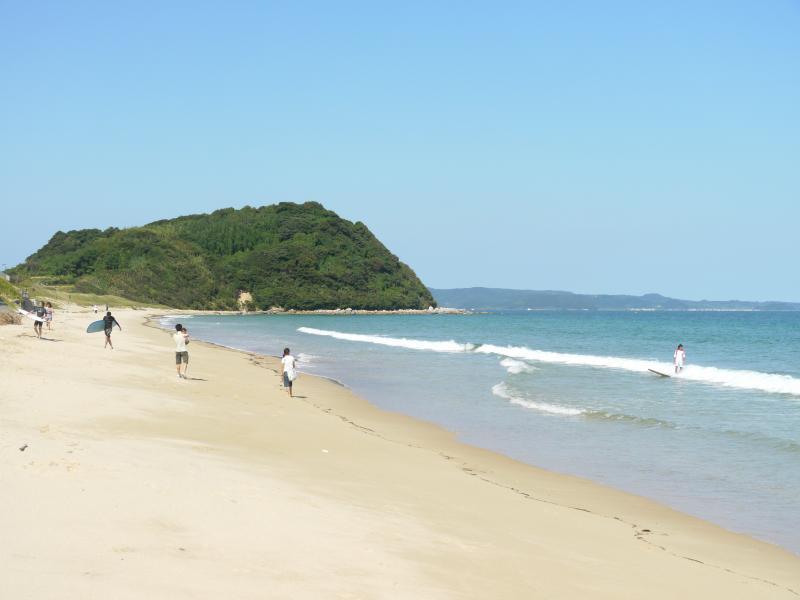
[0,278,18,305]
[11,202,435,310]
[23,281,168,311]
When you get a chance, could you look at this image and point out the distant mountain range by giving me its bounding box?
[430,287,800,311]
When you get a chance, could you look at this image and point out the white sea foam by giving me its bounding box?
[476,344,658,371]
[159,314,194,326]
[492,383,584,416]
[297,328,800,396]
[500,358,537,374]
[476,344,800,396]
[679,364,800,396]
[297,327,472,353]
[297,352,318,365]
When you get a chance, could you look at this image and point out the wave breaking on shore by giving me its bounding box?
[298,327,800,396]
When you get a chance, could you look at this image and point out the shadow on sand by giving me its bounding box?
[18,334,62,342]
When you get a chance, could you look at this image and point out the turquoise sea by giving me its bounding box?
[160,311,800,554]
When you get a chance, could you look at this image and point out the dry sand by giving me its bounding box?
[1,307,798,599]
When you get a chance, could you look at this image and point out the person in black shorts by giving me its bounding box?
[103,311,121,349]
[33,302,46,339]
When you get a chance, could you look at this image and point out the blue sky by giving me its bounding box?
[1,1,798,301]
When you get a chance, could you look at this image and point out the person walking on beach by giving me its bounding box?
[674,343,686,373]
[93,304,98,315]
[281,347,297,397]
[103,311,121,349]
[33,302,46,338]
[45,302,54,331]
[173,324,190,379]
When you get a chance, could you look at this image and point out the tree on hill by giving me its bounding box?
[11,202,435,311]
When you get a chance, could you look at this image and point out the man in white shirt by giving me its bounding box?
[674,343,686,374]
[174,324,190,379]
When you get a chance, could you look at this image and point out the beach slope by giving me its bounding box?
[1,308,798,599]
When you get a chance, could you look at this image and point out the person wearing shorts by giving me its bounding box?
[281,347,296,397]
[103,311,121,349]
[174,324,189,378]
[33,302,46,338]
[45,302,54,330]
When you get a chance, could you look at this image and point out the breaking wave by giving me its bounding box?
[298,327,800,396]
[475,344,800,396]
[297,327,473,353]
[500,358,537,374]
[491,383,583,416]
[297,352,318,366]
[493,382,683,426]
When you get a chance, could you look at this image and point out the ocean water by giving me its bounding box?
[161,311,800,554]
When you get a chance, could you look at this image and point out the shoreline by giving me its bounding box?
[141,313,800,565]
[152,311,800,555]
[2,306,799,598]
[154,307,469,316]
[145,315,352,388]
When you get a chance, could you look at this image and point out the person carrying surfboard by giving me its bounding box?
[33,302,46,338]
[674,343,686,373]
[103,311,121,349]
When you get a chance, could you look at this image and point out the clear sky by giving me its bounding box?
[1,1,798,301]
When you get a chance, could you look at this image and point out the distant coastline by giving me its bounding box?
[155,306,469,317]
[431,287,800,312]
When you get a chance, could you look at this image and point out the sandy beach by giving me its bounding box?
[1,307,798,599]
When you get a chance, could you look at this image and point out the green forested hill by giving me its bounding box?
[11,203,435,310]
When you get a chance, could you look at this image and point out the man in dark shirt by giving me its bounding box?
[103,311,121,349]
[33,302,46,339]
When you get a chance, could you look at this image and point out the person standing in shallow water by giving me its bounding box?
[281,347,297,397]
[103,311,121,349]
[674,343,686,373]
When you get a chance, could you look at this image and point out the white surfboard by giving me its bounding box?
[17,308,45,323]
[648,368,672,378]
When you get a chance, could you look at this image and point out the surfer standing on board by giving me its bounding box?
[674,344,686,373]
